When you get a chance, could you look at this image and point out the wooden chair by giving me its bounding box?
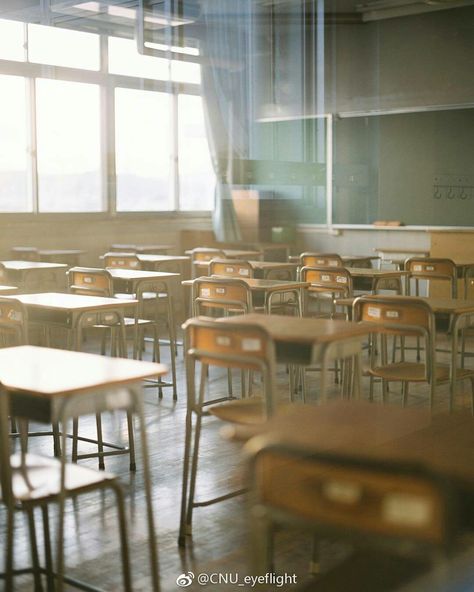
[300,253,344,268]
[102,255,179,397]
[68,266,156,358]
[405,257,458,298]
[68,267,168,469]
[191,247,226,278]
[353,295,474,409]
[246,437,459,581]
[103,252,141,269]
[179,317,278,547]
[300,266,353,319]
[192,276,253,317]
[0,384,132,591]
[208,258,254,279]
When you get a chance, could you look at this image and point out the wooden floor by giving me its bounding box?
[2,330,474,591]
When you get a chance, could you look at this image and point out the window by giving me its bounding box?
[0,75,31,212]
[108,37,169,80]
[27,24,100,70]
[178,95,215,210]
[0,19,25,62]
[0,18,211,214]
[115,88,172,211]
[36,79,102,212]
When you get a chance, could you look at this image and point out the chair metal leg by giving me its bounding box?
[402,381,409,407]
[185,407,204,537]
[5,508,15,590]
[179,405,193,546]
[41,506,56,592]
[126,411,136,471]
[26,506,44,592]
[110,482,133,592]
[72,418,79,463]
[95,413,105,470]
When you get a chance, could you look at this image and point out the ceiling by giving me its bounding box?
[0,0,473,38]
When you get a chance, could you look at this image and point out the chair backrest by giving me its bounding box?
[183,317,278,415]
[192,248,226,262]
[405,258,457,298]
[209,258,254,279]
[0,263,8,284]
[353,295,435,376]
[300,252,344,268]
[68,267,113,297]
[103,252,142,270]
[0,298,28,346]
[301,266,353,297]
[247,439,457,552]
[192,277,252,316]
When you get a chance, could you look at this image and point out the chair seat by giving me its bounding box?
[210,398,292,425]
[371,362,474,383]
[8,453,114,503]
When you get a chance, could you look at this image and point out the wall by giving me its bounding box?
[296,226,431,256]
[0,212,213,263]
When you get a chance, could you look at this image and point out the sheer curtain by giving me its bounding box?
[198,0,256,242]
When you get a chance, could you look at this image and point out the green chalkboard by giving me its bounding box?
[333,108,474,226]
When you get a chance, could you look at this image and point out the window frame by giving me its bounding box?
[0,24,212,216]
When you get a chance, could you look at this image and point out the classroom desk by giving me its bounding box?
[247,260,298,280]
[38,249,85,266]
[186,248,261,260]
[184,276,310,315]
[0,285,18,295]
[110,243,174,254]
[348,267,409,293]
[223,242,293,262]
[10,246,39,261]
[289,255,379,268]
[106,268,180,295]
[1,261,68,292]
[220,314,369,399]
[135,253,190,274]
[193,259,298,280]
[0,344,165,591]
[375,247,430,269]
[9,292,137,351]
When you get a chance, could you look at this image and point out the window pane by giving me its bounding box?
[28,24,100,70]
[171,60,201,84]
[115,88,172,211]
[0,19,25,61]
[36,79,102,212]
[178,95,215,210]
[0,75,31,212]
[109,37,169,80]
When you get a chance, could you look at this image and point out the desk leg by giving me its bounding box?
[132,386,160,591]
[450,315,461,413]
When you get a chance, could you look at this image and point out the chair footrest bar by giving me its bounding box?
[193,487,247,508]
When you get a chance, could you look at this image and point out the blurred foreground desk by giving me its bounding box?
[242,402,474,592]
